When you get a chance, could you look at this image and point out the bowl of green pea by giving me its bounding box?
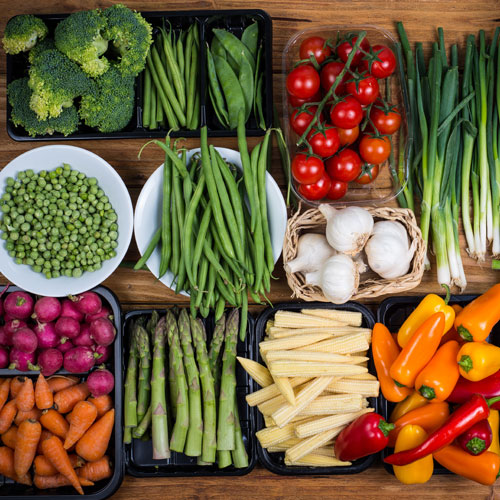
[0,145,133,296]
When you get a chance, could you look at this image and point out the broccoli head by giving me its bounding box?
[28,37,55,64]
[54,9,110,77]
[28,49,91,120]
[8,77,79,137]
[79,64,135,133]
[104,4,152,76]
[2,14,48,55]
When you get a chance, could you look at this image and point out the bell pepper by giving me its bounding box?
[390,312,445,387]
[388,401,449,447]
[448,369,500,409]
[455,284,500,342]
[434,444,500,485]
[457,419,492,455]
[334,413,394,461]
[397,288,455,348]
[372,323,412,402]
[389,391,429,423]
[487,409,500,455]
[457,342,500,381]
[385,394,500,466]
[439,305,465,346]
[393,425,433,484]
[414,340,460,401]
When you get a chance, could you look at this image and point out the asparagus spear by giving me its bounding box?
[191,317,217,463]
[134,325,151,432]
[231,394,248,468]
[166,310,190,453]
[217,450,232,469]
[178,309,203,456]
[151,316,170,459]
[209,314,226,399]
[134,404,152,439]
[168,333,179,420]
[124,321,139,444]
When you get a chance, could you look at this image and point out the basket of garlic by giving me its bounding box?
[283,205,426,303]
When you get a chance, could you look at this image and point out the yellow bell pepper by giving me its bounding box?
[487,409,500,455]
[393,424,433,484]
[457,342,500,381]
[397,289,455,348]
[389,391,429,423]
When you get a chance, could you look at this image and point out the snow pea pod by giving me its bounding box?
[239,54,254,122]
[206,44,229,128]
[213,29,256,72]
[241,21,259,61]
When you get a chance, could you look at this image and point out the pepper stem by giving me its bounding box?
[378,419,395,437]
[466,437,486,455]
[441,283,451,305]
[457,326,473,342]
[419,385,436,400]
[458,355,473,373]
[486,396,500,407]
[394,379,406,388]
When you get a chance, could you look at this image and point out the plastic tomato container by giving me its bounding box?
[282,25,411,206]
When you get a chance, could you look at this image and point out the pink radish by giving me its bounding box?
[3,291,34,319]
[37,348,63,376]
[9,349,36,371]
[89,318,116,347]
[0,326,12,346]
[12,328,38,353]
[73,324,93,347]
[94,345,112,363]
[34,322,59,349]
[63,346,98,373]
[85,306,113,323]
[87,368,114,397]
[4,319,27,336]
[70,291,102,315]
[60,299,84,322]
[55,317,80,339]
[57,339,74,354]
[0,347,8,368]
[33,296,61,323]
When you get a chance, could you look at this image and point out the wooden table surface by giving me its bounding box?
[1,0,499,498]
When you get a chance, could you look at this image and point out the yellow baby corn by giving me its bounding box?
[256,417,316,448]
[246,377,310,407]
[346,372,377,381]
[296,332,369,354]
[285,453,351,467]
[259,332,334,354]
[266,438,303,452]
[325,378,380,397]
[236,357,273,387]
[298,394,364,416]
[269,327,372,339]
[268,360,368,378]
[302,309,362,327]
[274,311,348,328]
[285,426,346,463]
[265,350,368,365]
[273,376,296,405]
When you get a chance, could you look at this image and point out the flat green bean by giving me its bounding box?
[159,139,172,278]
[238,54,254,122]
[211,36,226,59]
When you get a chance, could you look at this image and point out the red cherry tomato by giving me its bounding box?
[286,64,321,99]
[336,35,370,68]
[355,164,380,184]
[320,62,347,95]
[345,74,380,105]
[290,106,319,135]
[329,96,363,129]
[288,89,322,107]
[326,179,348,200]
[359,45,397,79]
[298,172,332,201]
[307,126,340,157]
[291,152,325,184]
[359,134,391,164]
[370,104,401,135]
[337,126,359,146]
[326,149,362,182]
[299,36,331,65]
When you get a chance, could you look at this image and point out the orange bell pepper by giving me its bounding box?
[487,409,500,455]
[372,323,412,403]
[388,401,449,447]
[455,284,500,342]
[439,305,465,346]
[390,312,445,387]
[389,391,429,423]
[414,340,461,402]
[434,444,500,485]
[457,342,500,381]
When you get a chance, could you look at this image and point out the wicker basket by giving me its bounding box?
[283,205,426,301]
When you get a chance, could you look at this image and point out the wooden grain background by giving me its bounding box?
[1,0,500,498]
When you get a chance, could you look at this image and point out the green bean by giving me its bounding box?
[253,44,262,124]
[249,143,264,292]
[140,140,189,179]
[241,21,259,61]
[215,272,236,305]
[239,54,254,122]
[192,202,212,283]
[258,130,274,272]
[263,266,271,293]
[256,72,265,130]
[184,27,194,95]
[186,35,198,129]
[235,289,242,308]
[161,27,186,114]
[206,45,229,128]
[159,138,172,278]
[239,292,248,342]
[213,29,255,72]
[195,253,209,308]
[142,66,152,128]
[190,86,200,130]
[177,30,185,81]
[203,248,217,311]
[149,80,157,130]
[208,85,229,129]
[215,296,225,321]
[202,239,235,290]
[170,153,180,278]
[155,82,164,127]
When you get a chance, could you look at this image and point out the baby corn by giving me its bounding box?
[285,426,346,463]
[274,311,349,328]
[246,377,310,407]
[301,309,362,326]
[268,360,368,378]
[324,378,380,397]
[285,453,351,467]
[296,332,369,354]
[237,357,273,387]
[265,350,368,364]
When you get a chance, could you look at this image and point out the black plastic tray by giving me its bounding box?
[6,9,273,141]
[254,301,378,475]
[0,285,124,499]
[123,308,257,477]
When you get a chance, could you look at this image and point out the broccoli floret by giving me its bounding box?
[54,9,110,77]
[28,37,55,64]
[2,15,48,55]
[8,77,79,137]
[103,4,152,76]
[28,49,91,120]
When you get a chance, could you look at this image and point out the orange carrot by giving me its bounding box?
[14,418,41,477]
[76,409,114,462]
[47,376,80,393]
[0,379,11,412]
[64,401,97,450]
[34,474,94,489]
[66,411,73,425]
[40,409,69,439]
[16,472,32,485]
[35,374,53,410]
[54,383,89,414]
[78,455,112,481]
[14,407,42,426]
[10,377,26,398]
[1,426,18,449]
[37,429,53,455]
[0,445,16,481]
[0,400,18,434]
[34,453,83,476]
[42,435,84,495]
[16,377,35,412]
[87,394,113,418]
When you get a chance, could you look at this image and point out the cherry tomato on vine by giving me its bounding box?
[298,171,332,200]
[370,104,401,135]
[307,126,340,157]
[359,134,391,164]
[288,89,322,107]
[359,45,397,79]
[320,62,347,95]
[299,36,331,65]
[291,152,325,184]
[326,149,362,182]
[286,64,321,99]
[326,179,348,200]
[329,96,363,129]
[355,164,380,184]
[290,106,320,135]
[337,125,359,146]
[345,74,380,105]
[336,35,370,68]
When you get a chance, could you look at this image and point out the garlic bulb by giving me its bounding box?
[365,221,417,279]
[318,204,374,255]
[285,233,336,274]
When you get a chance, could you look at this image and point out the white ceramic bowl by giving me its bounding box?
[134,147,287,292]
[0,145,133,296]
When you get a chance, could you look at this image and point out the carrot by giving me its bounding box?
[78,455,112,482]
[34,473,94,489]
[54,383,89,414]
[40,409,69,439]
[34,453,83,476]
[15,407,42,426]
[1,426,18,449]
[35,374,53,410]
[37,429,53,455]
[42,435,84,495]
[14,418,41,477]
[66,411,73,425]
[47,375,80,393]
[0,445,16,481]
[17,472,33,485]
[0,400,18,434]
[0,379,11,412]
[64,401,97,450]
[76,409,114,462]
[10,376,26,398]
[16,377,35,412]
[87,394,113,418]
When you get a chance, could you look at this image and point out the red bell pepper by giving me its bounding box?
[447,370,500,409]
[334,413,394,461]
[384,394,500,466]
[457,419,492,456]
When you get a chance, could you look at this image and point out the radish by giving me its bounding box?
[3,291,34,319]
[74,324,94,347]
[55,317,80,339]
[12,328,38,353]
[70,291,102,315]
[94,344,112,363]
[0,347,8,368]
[34,322,59,349]
[85,306,113,323]
[58,339,74,354]
[63,346,98,373]
[60,299,84,322]
[89,318,116,347]
[87,368,114,397]
[0,327,12,346]
[4,319,27,336]
[33,296,61,323]
[37,348,63,376]
[9,349,36,371]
